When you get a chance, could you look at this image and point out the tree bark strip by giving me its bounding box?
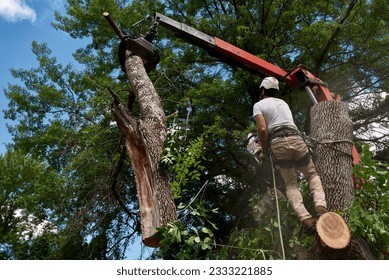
[110,51,176,247]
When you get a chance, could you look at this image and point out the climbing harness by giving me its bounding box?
[268,126,300,143]
[267,127,312,169]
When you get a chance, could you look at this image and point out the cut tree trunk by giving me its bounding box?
[316,212,351,249]
[311,101,355,211]
[110,51,176,247]
[307,100,374,259]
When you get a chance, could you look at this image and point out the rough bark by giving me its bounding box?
[306,100,374,259]
[311,101,354,211]
[110,51,176,247]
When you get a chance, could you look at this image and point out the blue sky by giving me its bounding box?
[0,0,87,155]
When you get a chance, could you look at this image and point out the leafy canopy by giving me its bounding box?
[2,0,388,259]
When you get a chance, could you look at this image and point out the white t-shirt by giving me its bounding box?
[253,97,297,133]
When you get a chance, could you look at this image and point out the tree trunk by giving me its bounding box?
[110,51,176,247]
[307,100,374,259]
[311,101,355,211]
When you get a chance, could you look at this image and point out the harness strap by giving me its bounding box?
[268,126,300,143]
[272,153,311,169]
[268,126,311,168]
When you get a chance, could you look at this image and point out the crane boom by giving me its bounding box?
[154,13,299,84]
[153,12,334,103]
[152,12,359,165]
[103,11,359,165]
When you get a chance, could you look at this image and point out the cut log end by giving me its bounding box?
[316,212,351,249]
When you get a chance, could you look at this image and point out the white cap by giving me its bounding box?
[260,77,279,90]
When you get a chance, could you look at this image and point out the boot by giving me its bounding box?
[315,205,328,217]
[302,217,317,233]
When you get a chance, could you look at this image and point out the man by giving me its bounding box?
[253,77,327,232]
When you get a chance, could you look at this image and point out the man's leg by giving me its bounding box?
[291,136,327,212]
[298,160,327,212]
[278,167,311,222]
[271,137,316,230]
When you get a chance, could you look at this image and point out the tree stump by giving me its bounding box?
[316,212,351,249]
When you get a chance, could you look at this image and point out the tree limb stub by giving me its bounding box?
[109,52,176,247]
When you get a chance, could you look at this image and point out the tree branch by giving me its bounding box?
[314,0,358,74]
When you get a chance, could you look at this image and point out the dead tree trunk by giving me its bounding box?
[307,100,374,259]
[110,51,176,247]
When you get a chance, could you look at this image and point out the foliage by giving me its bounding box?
[2,0,388,259]
[155,203,219,260]
[0,150,64,259]
[349,145,389,259]
[3,39,139,259]
[224,185,315,260]
[161,118,205,199]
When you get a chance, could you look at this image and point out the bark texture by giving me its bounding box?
[110,51,176,247]
[311,101,354,211]
[307,100,374,259]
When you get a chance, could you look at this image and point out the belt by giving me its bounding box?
[268,126,300,143]
[268,126,310,168]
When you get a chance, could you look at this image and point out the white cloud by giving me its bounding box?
[14,209,58,240]
[0,0,37,23]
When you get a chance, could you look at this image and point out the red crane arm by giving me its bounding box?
[151,12,358,164]
[153,13,334,102]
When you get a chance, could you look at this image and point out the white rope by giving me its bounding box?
[270,156,286,260]
[301,133,354,159]
[177,180,209,214]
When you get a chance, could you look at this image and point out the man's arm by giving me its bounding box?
[255,114,268,155]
